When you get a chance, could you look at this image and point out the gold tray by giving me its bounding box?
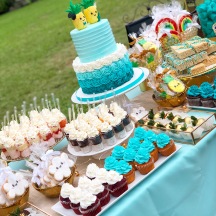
[152,88,187,108]
[32,166,76,198]
[0,187,29,216]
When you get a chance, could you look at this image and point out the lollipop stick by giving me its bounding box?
[48,101,52,110]
[41,98,45,109]
[45,99,49,109]
[72,104,75,120]
[37,106,41,112]
[51,93,56,108]
[76,104,80,115]
[22,101,26,115]
[56,98,60,110]
[14,107,18,122]
[6,111,10,125]
[30,103,34,111]
[11,114,14,122]
[68,107,72,122]
[33,97,37,110]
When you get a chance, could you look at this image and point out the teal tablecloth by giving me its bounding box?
[102,128,216,216]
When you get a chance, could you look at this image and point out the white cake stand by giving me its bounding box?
[67,122,134,159]
[71,67,149,107]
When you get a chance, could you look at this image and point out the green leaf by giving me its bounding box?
[160,111,166,119]
[148,109,154,120]
[167,112,174,120]
[180,123,187,131]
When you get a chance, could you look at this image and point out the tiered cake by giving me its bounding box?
[69,12,134,94]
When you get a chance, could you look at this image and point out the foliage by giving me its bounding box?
[0,0,14,14]
[81,0,95,9]
[66,1,81,14]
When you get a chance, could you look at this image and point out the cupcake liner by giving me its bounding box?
[201,98,215,108]
[135,157,154,175]
[77,138,88,148]
[88,135,102,145]
[70,203,82,215]
[92,143,104,152]
[108,177,128,197]
[150,148,159,162]
[158,140,176,156]
[80,198,101,216]
[113,122,125,133]
[123,168,135,184]
[97,188,110,207]
[213,100,216,107]
[102,129,114,139]
[187,96,201,106]
[128,161,137,170]
[122,115,131,126]
[69,139,81,152]
[60,197,71,209]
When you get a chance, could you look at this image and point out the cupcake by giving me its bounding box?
[90,179,110,207]
[79,192,101,216]
[14,134,31,158]
[134,127,146,142]
[104,156,118,171]
[87,127,103,152]
[96,168,109,187]
[134,148,154,175]
[141,139,159,162]
[86,163,100,180]
[123,148,136,169]
[69,187,83,215]
[144,130,157,146]
[60,183,74,209]
[187,85,201,106]
[107,170,128,197]
[127,137,140,152]
[100,122,116,146]
[111,146,125,160]
[115,160,135,184]
[200,82,214,107]
[78,176,92,191]
[69,132,80,152]
[156,133,176,156]
[76,131,91,153]
[122,114,133,132]
[110,118,126,139]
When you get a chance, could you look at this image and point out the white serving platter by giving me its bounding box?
[187,104,216,111]
[52,144,182,216]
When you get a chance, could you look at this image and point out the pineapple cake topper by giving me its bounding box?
[81,0,100,24]
[66,1,87,30]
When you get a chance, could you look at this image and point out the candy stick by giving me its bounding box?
[6,111,10,125]
[14,107,18,122]
[72,104,75,120]
[3,116,6,128]
[80,96,84,113]
[41,98,45,109]
[76,104,80,115]
[22,101,26,115]
[45,94,48,102]
[11,114,14,122]
[48,101,52,110]
[68,107,72,122]
[51,93,56,108]
[30,103,34,111]
[45,99,49,109]
[33,97,37,110]
[56,98,60,110]
[37,106,41,112]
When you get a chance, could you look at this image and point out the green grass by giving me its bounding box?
[0,0,202,120]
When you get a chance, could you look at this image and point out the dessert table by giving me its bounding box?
[29,90,216,216]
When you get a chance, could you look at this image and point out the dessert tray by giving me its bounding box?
[52,144,182,216]
[187,104,216,111]
[71,67,149,104]
[67,122,134,158]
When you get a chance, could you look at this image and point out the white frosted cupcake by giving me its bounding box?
[69,187,83,215]
[87,127,103,152]
[60,183,74,209]
[76,131,91,153]
[86,163,100,180]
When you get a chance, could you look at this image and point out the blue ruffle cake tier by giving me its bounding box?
[76,54,134,94]
[70,19,117,63]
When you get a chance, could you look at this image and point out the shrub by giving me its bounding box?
[0,0,15,14]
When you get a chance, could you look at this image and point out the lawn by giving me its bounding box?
[0,0,200,120]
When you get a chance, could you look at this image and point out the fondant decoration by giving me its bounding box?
[179,15,193,32]
[66,1,87,30]
[81,0,100,24]
[163,75,185,93]
[155,18,178,34]
[197,0,216,38]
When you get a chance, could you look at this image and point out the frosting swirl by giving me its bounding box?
[127,137,140,151]
[111,146,125,160]
[134,127,146,141]
[96,168,109,184]
[145,130,157,142]
[140,140,155,153]
[104,156,118,171]
[115,160,132,174]
[187,85,200,97]
[123,148,136,162]
[200,82,213,98]
[106,170,123,185]
[135,148,151,164]
[69,187,83,204]
[156,133,171,148]
[80,192,96,209]
[90,179,104,195]
[60,183,74,198]
[78,176,92,191]
[86,163,99,179]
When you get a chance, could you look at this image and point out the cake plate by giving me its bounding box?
[67,122,134,159]
[71,67,149,107]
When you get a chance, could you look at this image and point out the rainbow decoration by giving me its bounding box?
[155,18,178,34]
[179,15,193,32]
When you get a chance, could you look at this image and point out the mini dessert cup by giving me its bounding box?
[89,135,104,152]
[135,157,154,175]
[122,115,133,132]
[201,98,214,108]
[69,139,80,152]
[101,129,116,146]
[113,122,126,139]
[59,183,74,209]
[77,138,91,154]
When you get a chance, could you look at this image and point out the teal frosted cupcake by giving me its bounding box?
[187,85,201,106]
[134,127,146,142]
[200,82,214,107]
[156,133,176,156]
[111,146,125,160]
[134,148,154,175]
[123,148,136,169]
[104,156,118,171]
[115,160,135,184]
[140,140,158,162]
[144,130,157,145]
[127,137,140,152]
